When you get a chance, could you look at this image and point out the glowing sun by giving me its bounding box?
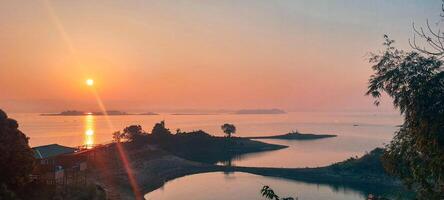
[86,79,94,86]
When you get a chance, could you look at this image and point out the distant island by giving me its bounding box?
[171,113,218,115]
[245,131,337,140]
[139,112,159,115]
[41,110,86,116]
[94,110,128,115]
[41,110,158,116]
[234,108,286,115]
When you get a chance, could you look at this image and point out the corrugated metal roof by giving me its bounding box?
[32,144,77,159]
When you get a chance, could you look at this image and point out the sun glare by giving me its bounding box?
[85,129,94,136]
[86,79,94,86]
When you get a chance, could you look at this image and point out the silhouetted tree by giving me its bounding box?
[367,36,444,199]
[409,0,444,58]
[121,125,146,142]
[0,109,35,198]
[221,123,236,138]
[260,186,296,200]
[151,121,171,136]
[112,131,122,142]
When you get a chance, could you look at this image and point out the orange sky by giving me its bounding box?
[0,0,440,112]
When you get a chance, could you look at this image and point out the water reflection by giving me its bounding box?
[145,172,413,200]
[145,172,365,200]
[84,114,95,148]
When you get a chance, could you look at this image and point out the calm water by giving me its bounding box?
[11,111,401,168]
[11,111,405,199]
[144,172,407,200]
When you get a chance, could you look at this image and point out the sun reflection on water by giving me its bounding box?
[84,114,95,149]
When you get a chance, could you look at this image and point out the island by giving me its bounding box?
[171,113,217,115]
[92,110,128,115]
[138,112,159,115]
[40,110,87,116]
[234,108,286,114]
[41,110,158,116]
[245,131,337,140]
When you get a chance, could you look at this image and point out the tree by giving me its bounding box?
[409,1,444,58]
[0,109,35,198]
[122,125,146,142]
[112,131,123,142]
[151,121,171,136]
[221,123,236,138]
[367,36,444,199]
[260,186,296,200]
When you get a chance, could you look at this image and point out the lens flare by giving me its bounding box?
[91,87,143,199]
[43,1,143,198]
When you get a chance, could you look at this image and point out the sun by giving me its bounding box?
[86,79,94,86]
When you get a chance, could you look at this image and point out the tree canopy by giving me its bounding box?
[151,121,172,136]
[113,125,147,143]
[221,123,236,138]
[367,36,444,199]
[0,109,35,198]
[260,186,295,200]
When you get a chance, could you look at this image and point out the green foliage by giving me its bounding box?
[367,36,444,199]
[329,148,386,174]
[221,123,236,138]
[260,186,296,200]
[0,109,35,198]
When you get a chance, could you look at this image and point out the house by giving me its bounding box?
[31,144,89,185]
[33,144,77,165]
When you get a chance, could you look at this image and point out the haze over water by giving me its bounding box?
[2,1,434,199]
[11,111,401,168]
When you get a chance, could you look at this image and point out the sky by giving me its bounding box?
[0,0,441,113]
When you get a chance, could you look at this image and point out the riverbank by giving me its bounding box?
[88,144,222,200]
[87,131,288,200]
[88,142,406,200]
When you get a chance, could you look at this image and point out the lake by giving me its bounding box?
[11,111,401,168]
[10,111,405,199]
[144,172,408,200]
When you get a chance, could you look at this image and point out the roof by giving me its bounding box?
[32,144,77,159]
